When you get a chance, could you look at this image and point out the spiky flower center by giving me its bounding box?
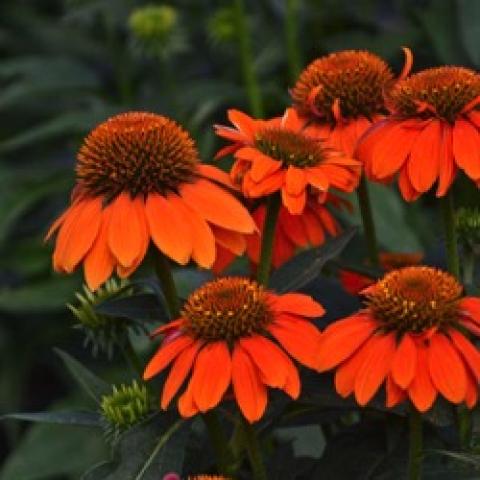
[291,50,394,122]
[182,277,272,342]
[76,112,199,199]
[386,67,480,122]
[365,267,462,334]
[254,128,325,168]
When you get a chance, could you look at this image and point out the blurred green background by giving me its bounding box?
[1,0,480,478]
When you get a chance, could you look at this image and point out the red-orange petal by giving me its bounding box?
[211,226,246,255]
[391,333,417,389]
[189,342,231,412]
[145,193,193,265]
[386,375,407,408]
[316,315,378,371]
[453,119,480,180]
[436,123,456,197]
[465,370,478,409]
[143,335,193,380]
[232,344,268,423]
[271,292,325,317]
[281,187,306,215]
[449,329,480,382]
[227,109,256,139]
[285,166,307,196]
[354,332,396,406]
[428,333,467,404]
[177,378,199,418]
[398,166,421,202]
[198,164,235,188]
[161,340,203,410]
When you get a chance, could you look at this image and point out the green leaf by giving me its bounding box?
[269,227,357,293]
[55,349,111,405]
[95,294,168,323]
[2,411,101,427]
[81,413,190,480]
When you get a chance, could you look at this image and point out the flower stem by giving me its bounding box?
[203,411,235,477]
[408,407,423,480]
[153,251,180,318]
[440,191,460,278]
[285,0,302,84]
[256,194,281,286]
[241,418,268,480]
[234,0,264,117]
[356,175,379,267]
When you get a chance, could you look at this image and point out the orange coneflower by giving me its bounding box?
[339,251,423,295]
[317,266,480,412]
[214,108,360,214]
[214,192,351,273]
[144,277,324,422]
[358,66,480,200]
[46,112,256,290]
[290,49,411,156]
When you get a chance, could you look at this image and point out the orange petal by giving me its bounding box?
[354,332,396,406]
[198,164,235,188]
[190,341,232,412]
[83,206,115,290]
[285,166,306,196]
[391,333,417,389]
[108,193,147,268]
[408,344,437,412]
[249,152,283,183]
[278,207,309,246]
[227,109,256,139]
[177,378,199,418]
[316,315,378,371]
[453,119,480,180]
[465,370,478,409]
[161,340,203,409]
[271,292,325,317]
[428,333,467,404]
[268,313,322,369]
[449,329,480,381]
[281,107,305,131]
[301,209,326,246]
[407,120,441,193]
[306,167,330,191]
[281,187,306,214]
[232,344,268,423]
[171,195,216,268]
[315,206,340,236]
[436,123,456,197]
[386,375,407,408]
[180,178,255,233]
[143,335,193,380]
[460,297,480,324]
[398,166,421,202]
[53,197,102,273]
[211,226,246,255]
[244,169,285,197]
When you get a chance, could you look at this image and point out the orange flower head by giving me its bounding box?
[144,276,325,423]
[317,266,480,412]
[215,108,360,214]
[291,50,394,123]
[358,65,480,200]
[77,112,198,198]
[47,112,255,290]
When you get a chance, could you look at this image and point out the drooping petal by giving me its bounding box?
[398,166,421,202]
[386,375,407,408]
[227,109,256,139]
[453,119,480,180]
[465,370,479,409]
[180,178,255,233]
[210,226,246,255]
[177,378,199,418]
[270,292,325,317]
[391,333,417,389]
[436,123,456,197]
[143,335,194,380]
[198,164,235,188]
[301,209,326,245]
[408,344,437,412]
[449,329,480,381]
[281,187,306,215]
[145,193,193,265]
[278,207,309,246]
[53,197,102,273]
[232,344,268,423]
[190,341,232,412]
[460,297,480,325]
[161,340,203,409]
[108,193,147,268]
[285,166,307,196]
[268,314,322,369]
[317,315,378,371]
[354,332,396,406]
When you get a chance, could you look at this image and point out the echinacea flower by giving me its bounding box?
[317,266,480,412]
[290,49,411,156]
[214,192,351,273]
[144,277,324,423]
[214,108,360,214]
[358,66,480,200]
[339,251,423,295]
[46,112,255,290]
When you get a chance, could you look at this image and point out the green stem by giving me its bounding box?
[356,175,379,267]
[119,337,143,377]
[241,419,268,480]
[440,191,460,278]
[256,195,281,286]
[234,0,264,117]
[203,411,236,476]
[408,407,423,480]
[463,247,475,288]
[154,251,180,318]
[285,0,302,83]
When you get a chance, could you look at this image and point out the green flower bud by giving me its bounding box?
[101,381,150,441]
[207,7,237,46]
